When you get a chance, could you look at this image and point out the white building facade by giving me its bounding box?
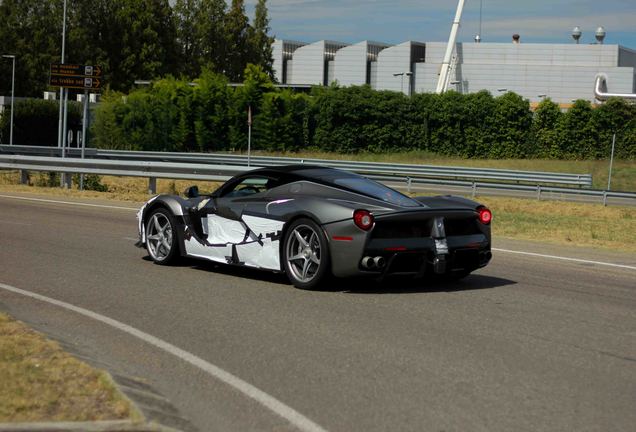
[273,38,636,104]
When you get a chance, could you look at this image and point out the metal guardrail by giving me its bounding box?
[0,145,593,188]
[370,175,636,207]
[0,155,252,193]
[1,153,635,206]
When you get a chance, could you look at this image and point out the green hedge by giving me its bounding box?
[66,67,636,159]
[0,99,82,146]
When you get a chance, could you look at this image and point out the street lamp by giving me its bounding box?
[2,54,15,145]
[450,80,462,93]
[393,71,413,95]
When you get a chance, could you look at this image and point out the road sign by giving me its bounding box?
[50,75,102,90]
[50,63,102,77]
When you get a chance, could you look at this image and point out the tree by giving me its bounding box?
[0,0,61,97]
[464,90,496,158]
[192,69,231,152]
[174,0,226,79]
[591,97,636,159]
[224,0,251,81]
[490,92,533,158]
[247,0,274,78]
[556,99,596,159]
[228,64,274,150]
[112,0,177,91]
[532,98,562,158]
[67,0,177,92]
[427,91,467,156]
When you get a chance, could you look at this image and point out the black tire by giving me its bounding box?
[282,218,330,290]
[145,208,179,265]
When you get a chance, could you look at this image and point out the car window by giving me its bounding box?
[297,168,420,207]
[332,177,420,207]
[220,177,278,198]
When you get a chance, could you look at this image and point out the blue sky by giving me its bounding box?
[246,0,636,49]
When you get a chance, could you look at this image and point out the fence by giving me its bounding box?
[0,145,593,188]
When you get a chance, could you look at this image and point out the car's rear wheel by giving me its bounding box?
[283,218,330,290]
[146,208,178,265]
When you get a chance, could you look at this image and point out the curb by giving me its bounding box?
[0,420,183,432]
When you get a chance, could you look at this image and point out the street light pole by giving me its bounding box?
[57,0,67,150]
[2,54,15,145]
[393,72,412,96]
[405,71,413,97]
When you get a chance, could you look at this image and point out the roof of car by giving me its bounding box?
[251,164,345,175]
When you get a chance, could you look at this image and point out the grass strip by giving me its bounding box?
[483,196,636,253]
[0,313,140,422]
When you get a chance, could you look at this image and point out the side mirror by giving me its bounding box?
[184,185,199,198]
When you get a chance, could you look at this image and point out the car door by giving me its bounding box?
[209,175,285,269]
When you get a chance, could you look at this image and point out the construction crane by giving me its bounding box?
[435,0,467,93]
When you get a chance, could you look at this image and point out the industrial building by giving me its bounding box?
[272,38,636,105]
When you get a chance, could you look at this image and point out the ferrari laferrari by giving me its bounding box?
[136,165,492,289]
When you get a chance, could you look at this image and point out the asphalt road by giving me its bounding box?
[0,193,635,432]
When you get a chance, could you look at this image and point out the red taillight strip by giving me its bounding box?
[332,236,353,241]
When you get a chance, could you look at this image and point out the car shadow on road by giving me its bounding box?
[186,259,290,285]
[184,258,516,294]
[328,274,517,294]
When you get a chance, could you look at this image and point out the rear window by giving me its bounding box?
[333,177,420,207]
[300,168,420,207]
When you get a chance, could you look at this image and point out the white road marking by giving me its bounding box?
[493,248,636,271]
[0,282,329,432]
[0,194,138,211]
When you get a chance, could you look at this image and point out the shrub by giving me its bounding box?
[0,99,81,146]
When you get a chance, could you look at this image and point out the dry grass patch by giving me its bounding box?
[0,171,222,203]
[484,196,636,253]
[0,313,140,422]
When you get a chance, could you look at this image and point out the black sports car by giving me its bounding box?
[137,165,492,289]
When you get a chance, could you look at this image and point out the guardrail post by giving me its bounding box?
[407,177,412,193]
[537,185,542,201]
[471,182,476,198]
[61,173,72,189]
[603,191,608,207]
[19,170,28,185]
[148,177,157,195]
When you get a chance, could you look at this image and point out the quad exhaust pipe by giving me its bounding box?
[361,256,386,270]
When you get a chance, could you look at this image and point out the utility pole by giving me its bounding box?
[247,105,252,167]
[1,55,15,145]
[57,0,67,150]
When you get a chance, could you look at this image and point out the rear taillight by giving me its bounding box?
[353,209,374,231]
[478,207,492,225]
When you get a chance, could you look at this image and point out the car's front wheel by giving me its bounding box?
[283,218,330,290]
[145,208,178,265]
